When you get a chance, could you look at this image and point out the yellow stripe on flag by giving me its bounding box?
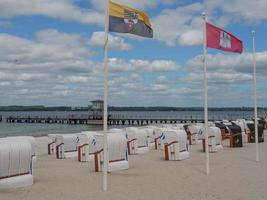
[109,1,152,28]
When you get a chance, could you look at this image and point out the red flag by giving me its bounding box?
[206,22,243,53]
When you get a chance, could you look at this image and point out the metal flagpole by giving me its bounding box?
[103,0,110,191]
[202,12,210,175]
[252,30,259,162]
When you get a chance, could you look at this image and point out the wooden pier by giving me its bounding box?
[5,115,98,125]
[3,114,209,126]
[108,115,205,125]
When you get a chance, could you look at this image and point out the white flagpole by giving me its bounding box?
[252,30,259,162]
[103,0,109,191]
[202,12,210,175]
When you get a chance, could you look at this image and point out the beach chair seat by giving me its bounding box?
[48,134,57,155]
[161,129,189,161]
[55,134,78,159]
[136,129,149,154]
[201,136,216,152]
[210,127,223,150]
[183,125,192,145]
[246,123,264,143]
[153,128,165,150]
[93,133,129,172]
[76,131,101,162]
[125,127,138,155]
[231,119,249,143]
[142,126,156,148]
[185,124,200,145]
[125,127,149,154]
[258,118,266,130]
[215,122,230,140]
[198,126,223,152]
[0,140,33,189]
[225,125,243,147]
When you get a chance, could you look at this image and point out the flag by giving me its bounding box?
[109,1,153,38]
[206,22,243,53]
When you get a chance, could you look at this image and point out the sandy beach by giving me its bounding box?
[1,132,267,200]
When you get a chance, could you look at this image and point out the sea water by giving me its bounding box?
[0,111,101,137]
[0,110,266,137]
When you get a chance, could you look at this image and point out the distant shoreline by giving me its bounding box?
[1,105,267,112]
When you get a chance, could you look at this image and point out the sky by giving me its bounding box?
[0,0,267,107]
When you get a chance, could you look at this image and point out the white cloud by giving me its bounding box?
[1,0,266,49]
[0,30,93,73]
[0,0,103,25]
[204,0,267,23]
[91,0,177,11]
[130,59,180,72]
[106,58,180,73]
[0,30,98,105]
[0,31,183,106]
[66,76,89,83]
[156,75,167,83]
[182,51,267,92]
[1,0,267,106]
[152,84,169,91]
[178,30,203,46]
[130,73,142,81]
[0,0,267,49]
[187,52,267,76]
[152,3,203,46]
[0,72,45,81]
[89,32,132,51]
[151,0,267,47]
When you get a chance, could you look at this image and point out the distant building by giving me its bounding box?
[89,100,110,119]
[91,100,104,111]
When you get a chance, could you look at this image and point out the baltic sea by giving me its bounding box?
[1,110,266,137]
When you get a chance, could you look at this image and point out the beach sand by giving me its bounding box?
[1,132,267,200]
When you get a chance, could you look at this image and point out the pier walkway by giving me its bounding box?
[3,114,212,125]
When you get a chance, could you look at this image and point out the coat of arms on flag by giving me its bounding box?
[220,31,231,49]
[109,1,153,38]
[123,9,138,30]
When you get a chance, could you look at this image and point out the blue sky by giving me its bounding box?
[0,0,267,107]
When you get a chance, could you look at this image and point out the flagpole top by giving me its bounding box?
[202,12,206,20]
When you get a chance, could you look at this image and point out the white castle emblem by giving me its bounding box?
[220,31,231,48]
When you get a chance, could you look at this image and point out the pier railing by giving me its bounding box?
[2,112,258,126]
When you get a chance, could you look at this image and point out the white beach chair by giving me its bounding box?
[0,139,34,189]
[93,132,129,172]
[55,134,78,159]
[161,129,189,161]
[77,131,103,162]
[125,127,149,154]
[154,127,177,150]
[48,134,57,155]
[233,119,248,142]
[125,127,138,155]
[153,128,164,150]
[6,136,37,163]
[142,126,156,148]
[209,127,223,150]
[187,124,201,145]
[198,126,223,152]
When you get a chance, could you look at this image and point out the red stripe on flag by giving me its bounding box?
[206,22,243,54]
